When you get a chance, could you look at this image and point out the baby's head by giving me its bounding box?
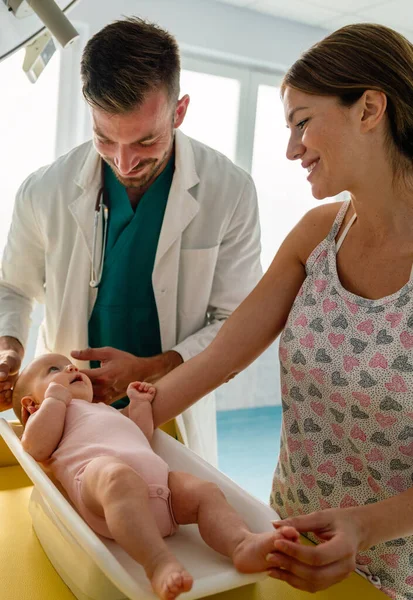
[12,354,93,425]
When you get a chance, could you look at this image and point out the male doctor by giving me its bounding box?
[0,17,262,464]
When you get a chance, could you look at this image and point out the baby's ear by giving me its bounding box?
[21,396,38,425]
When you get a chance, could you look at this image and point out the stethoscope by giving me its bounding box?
[90,162,109,288]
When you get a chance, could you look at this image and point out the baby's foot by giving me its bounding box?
[232,526,300,574]
[149,556,193,600]
[127,381,156,403]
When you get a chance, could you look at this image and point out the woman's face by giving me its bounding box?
[283,86,363,200]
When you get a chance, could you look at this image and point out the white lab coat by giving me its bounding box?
[0,131,262,464]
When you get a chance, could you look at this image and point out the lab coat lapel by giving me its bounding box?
[69,144,102,261]
[54,144,101,357]
[154,131,200,351]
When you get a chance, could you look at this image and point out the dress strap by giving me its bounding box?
[335,212,357,253]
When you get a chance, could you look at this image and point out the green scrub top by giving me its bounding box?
[88,157,174,409]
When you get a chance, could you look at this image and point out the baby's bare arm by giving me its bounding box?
[124,382,155,442]
[21,383,70,461]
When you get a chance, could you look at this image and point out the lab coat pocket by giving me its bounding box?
[178,245,220,318]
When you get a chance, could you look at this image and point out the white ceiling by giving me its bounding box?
[215,0,413,40]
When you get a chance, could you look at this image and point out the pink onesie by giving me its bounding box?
[48,399,178,539]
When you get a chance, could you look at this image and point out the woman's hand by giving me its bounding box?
[267,507,366,592]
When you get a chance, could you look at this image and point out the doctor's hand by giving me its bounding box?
[0,338,23,411]
[71,346,182,404]
[266,508,365,593]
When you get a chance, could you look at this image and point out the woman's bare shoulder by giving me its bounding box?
[293,201,347,264]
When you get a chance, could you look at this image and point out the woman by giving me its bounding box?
[152,24,413,600]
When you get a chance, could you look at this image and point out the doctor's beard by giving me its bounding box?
[102,127,175,192]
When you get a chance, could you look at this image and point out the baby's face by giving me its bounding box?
[27,354,93,405]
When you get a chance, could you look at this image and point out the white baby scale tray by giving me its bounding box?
[0,418,280,600]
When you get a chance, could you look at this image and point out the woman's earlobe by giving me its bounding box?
[360,90,387,129]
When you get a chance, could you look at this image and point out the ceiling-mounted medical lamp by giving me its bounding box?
[3,0,79,81]
[6,0,79,47]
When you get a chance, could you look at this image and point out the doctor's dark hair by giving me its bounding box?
[81,17,181,113]
[281,23,413,167]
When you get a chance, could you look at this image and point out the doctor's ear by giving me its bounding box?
[173,94,190,129]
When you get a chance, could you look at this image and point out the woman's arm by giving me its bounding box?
[151,203,338,429]
[21,383,71,461]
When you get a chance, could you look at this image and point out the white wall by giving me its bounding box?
[69,0,328,71]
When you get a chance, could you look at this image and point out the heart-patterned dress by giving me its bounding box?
[270,200,413,600]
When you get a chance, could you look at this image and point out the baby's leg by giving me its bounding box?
[169,471,299,574]
[81,457,192,600]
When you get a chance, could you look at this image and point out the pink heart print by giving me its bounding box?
[287,437,301,452]
[330,392,346,407]
[400,331,413,349]
[314,279,328,293]
[323,298,337,314]
[399,441,413,457]
[340,494,358,508]
[345,456,363,472]
[344,299,359,314]
[352,392,371,407]
[328,333,345,348]
[294,314,308,327]
[317,460,337,477]
[331,423,344,439]
[387,475,408,493]
[385,375,408,393]
[351,424,366,442]
[380,554,400,569]
[310,401,325,416]
[368,476,381,494]
[357,319,374,335]
[309,368,325,384]
[303,439,315,456]
[375,413,397,428]
[281,383,288,395]
[369,353,388,369]
[319,498,332,510]
[365,448,384,462]
[291,366,305,382]
[405,575,413,586]
[343,356,359,372]
[300,333,314,348]
[301,473,316,489]
[385,313,403,328]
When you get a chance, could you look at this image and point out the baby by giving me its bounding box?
[13,354,299,600]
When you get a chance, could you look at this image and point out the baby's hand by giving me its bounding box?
[127,381,156,404]
[45,382,72,406]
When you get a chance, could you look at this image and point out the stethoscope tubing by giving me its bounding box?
[90,161,110,288]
